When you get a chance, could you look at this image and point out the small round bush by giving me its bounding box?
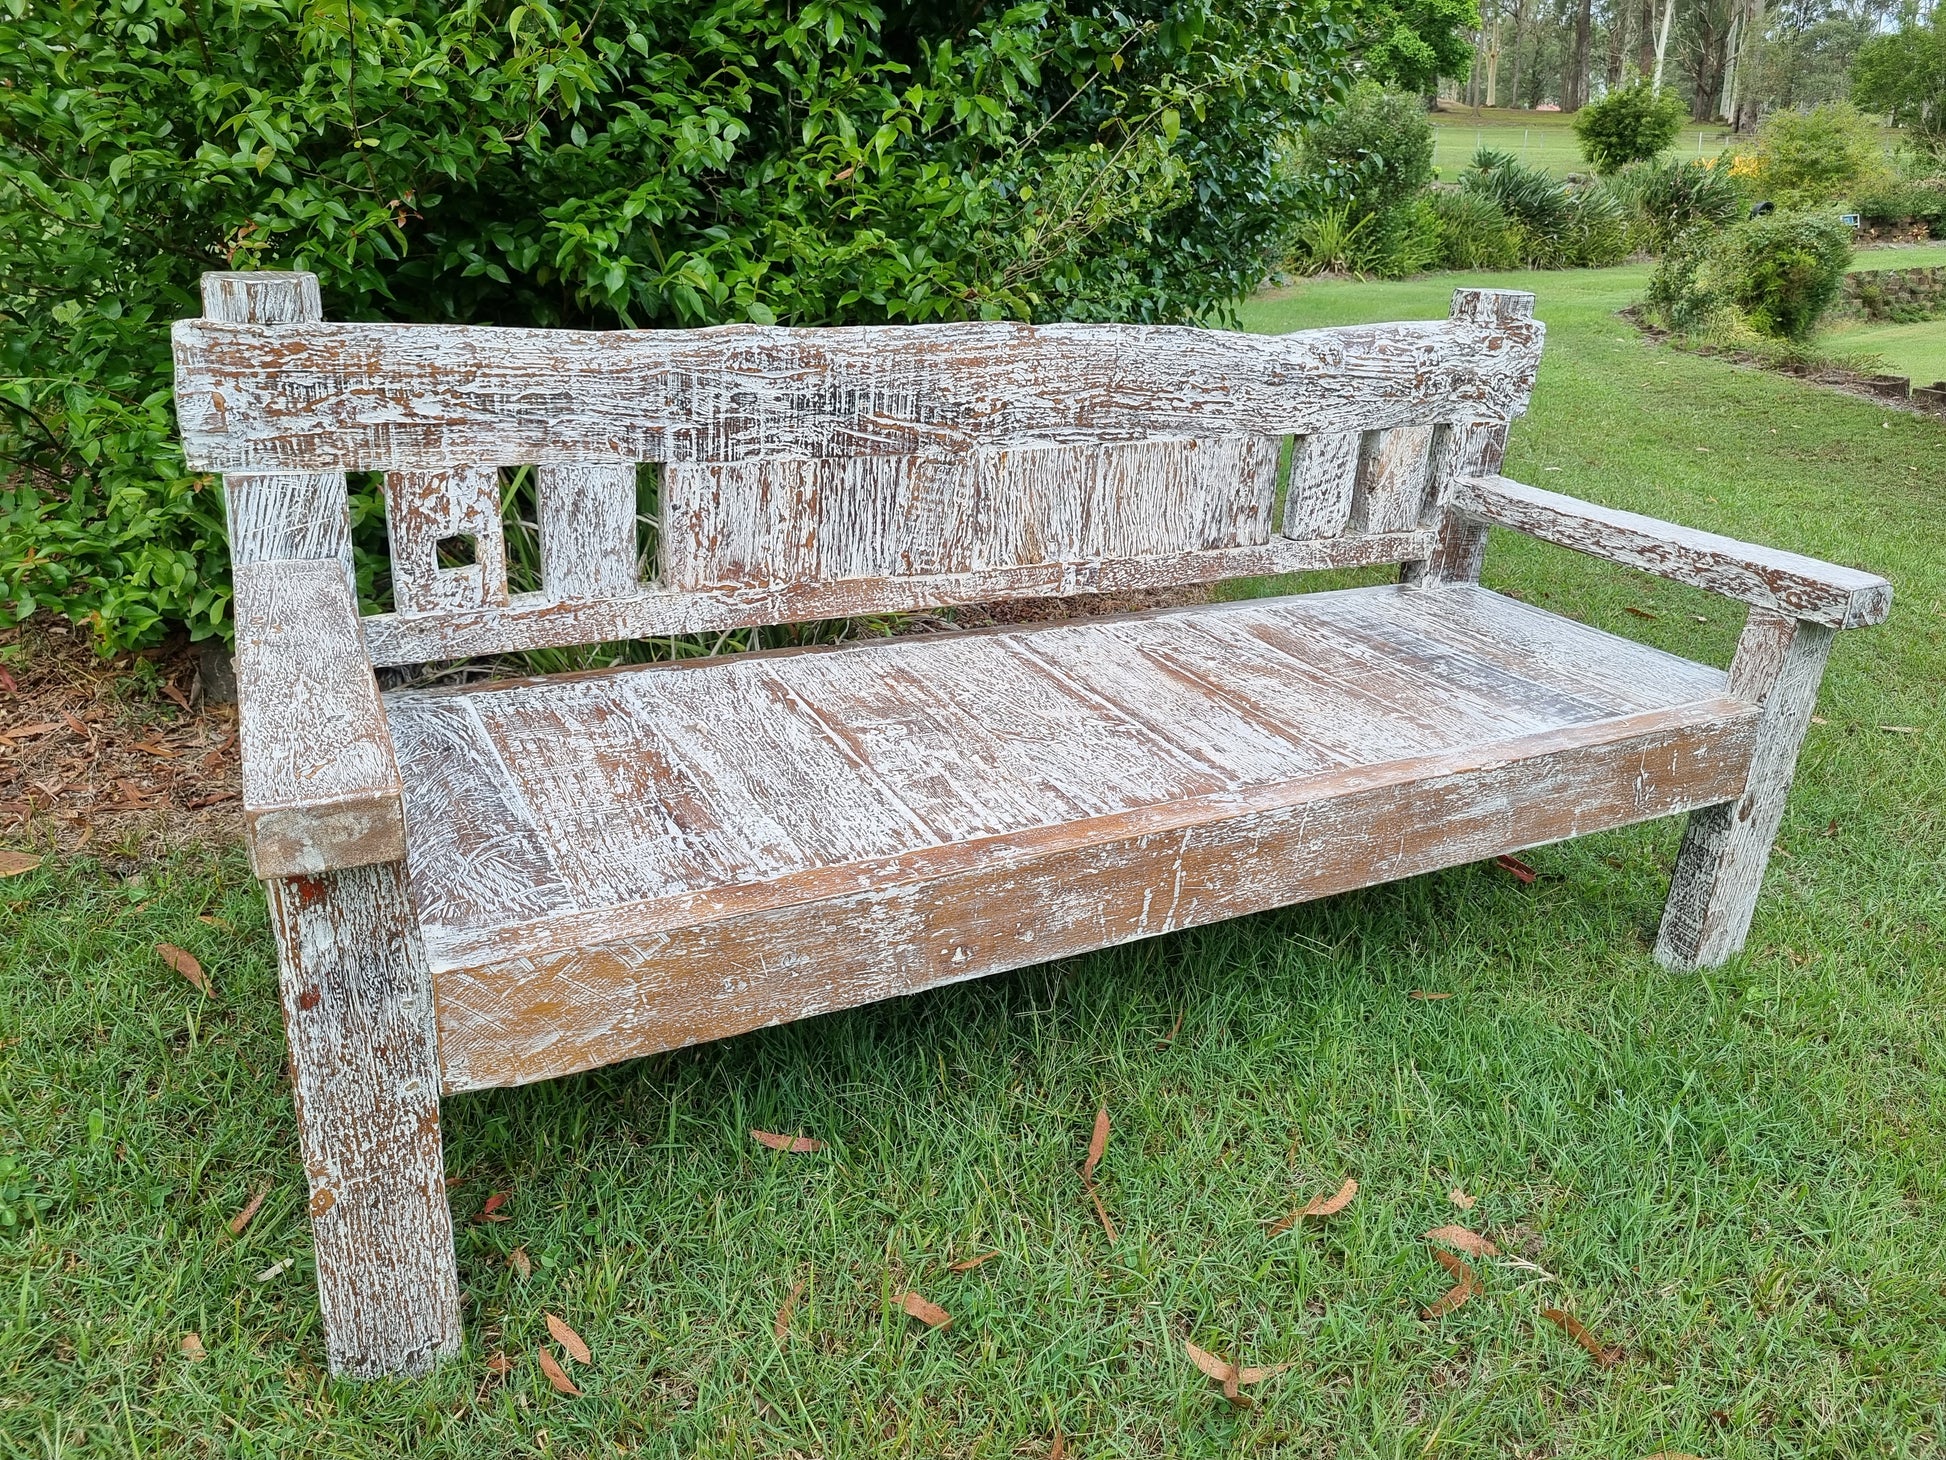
[1614,155,1745,253]
[1750,102,1889,207]
[1573,82,1687,173]
[1649,213,1853,340]
[1304,82,1436,216]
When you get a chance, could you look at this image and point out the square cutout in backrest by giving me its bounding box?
[436,533,479,570]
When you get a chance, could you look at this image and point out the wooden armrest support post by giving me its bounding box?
[235,557,406,877]
[1447,475,1892,630]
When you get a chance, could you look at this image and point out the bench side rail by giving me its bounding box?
[176,277,1541,666]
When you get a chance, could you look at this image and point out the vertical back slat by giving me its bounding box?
[539,464,640,600]
[1351,426,1436,535]
[1281,432,1362,539]
[385,467,509,614]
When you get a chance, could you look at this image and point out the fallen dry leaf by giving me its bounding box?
[477,1191,510,1223]
[508,1247,531,1280]
[899,1291,952,1329]
[180,1332,206,1361]
[1265,1177,1357,1236]
[1449,1187,1476,1210]
[545,1313,591,1365]
[1082,1107,1109,1181]
[1623,605,1661,620]
[1420,1249,1481,1320]
[485,1351,513,1376]
[0,664,14,692]
[1048,1426,1066,1460]
[1494,853,1538,884]
[750,1129,824,1153]
[1541,1306,1623,1367]
[1408,990,1452,1000]
[948,1251,999,1273]
[774,1278,806,1341]
[0,850,42,878]
[156,943,210,994]
[162,683,194,713]
[538,1348,581,1396]
[227,1182,270,1236]
[131,740,176,759]
[1426,1224,1500,1258]
[255,1257,292,1283]
[1810,714,1829,725]
[1877,725,1919,735]
[1182,1339,1290,1407]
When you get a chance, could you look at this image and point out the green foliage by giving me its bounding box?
[1850,178,1946,233]
[1416,188,1520,270]
[0,0,1349,652]
[1458,149,1627,268]
[1613,155,1746,254]
[1303,82,1435,215]
[1852,14,1946,139]
[1572,82,1686,174]
[1750,102,1890,207]
[1650,213,1853,341]
[1345,0,1480,94]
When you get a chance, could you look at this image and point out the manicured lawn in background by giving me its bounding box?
[3,261,1943,1456]
[1825,316,1946,384]
[1430,104,1731,180]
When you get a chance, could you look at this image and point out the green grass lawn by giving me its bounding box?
[1431,105,1731,181]
[4,263,1944,1456]
[1824,316,1946,385]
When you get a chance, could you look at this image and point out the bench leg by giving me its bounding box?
[266,863,462,1378]
[1655,609,1835,970]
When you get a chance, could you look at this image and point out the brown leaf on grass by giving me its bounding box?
[1182,1340,1290,1407]
[1420,1248,1481,1320]
[485,1351,513,1376]
[1541,1307,1623,1367]
[545,1313,591,1364]
[156,942,209,994]
[476,1191,510,1223]
[537,1348,581,1396]
[1082,1107,1109,1181]
[1877,725,1920,735]
[198,914,234,931]
[899,1291,952,1329]
[1408,990,1451,1000]
[774,1278,806,1341]
[1079,1106,1118,1243]
[1156,1010,1184,1048]
[227,1182,270,1236]
[508,1247,531,1280]
[1425,1224,1500,1257]
[1048,1426,1066,1460]
[1449,1187,1476,1210]
[948,1251,999,1273]
[1265,1177,1357,1235]
[1494,854,1538,884]
[1623,605,1661,620]
[180,1332,206,1361]
[0,850,43,877]
[750,1129,824,1153]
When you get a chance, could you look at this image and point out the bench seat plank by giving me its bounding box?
[376,583,1757,1091]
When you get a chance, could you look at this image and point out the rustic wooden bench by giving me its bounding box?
[172,271,1889,1378]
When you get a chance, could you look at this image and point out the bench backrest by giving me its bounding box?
[175,273,1541,667]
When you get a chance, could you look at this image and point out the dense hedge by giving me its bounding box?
[1649,213,1853,342]
[1,0,1352,650]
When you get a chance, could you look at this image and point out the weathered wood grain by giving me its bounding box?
[431,699,1758,1091]
[1281,432,1361,538]
[539,463,641,599]
[233,558,404,877]
[1449,475,1893,628]
[266,864,460,1376]
[1352,426,1436,535]
[384,467,510,615]
[173,289,1544,473]
[1415,421,1509,584]
[358,527,1441,666]
[1654,608,1836,968]
[386,585,1734,970]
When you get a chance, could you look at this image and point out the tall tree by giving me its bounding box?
[1567,0,1596,106]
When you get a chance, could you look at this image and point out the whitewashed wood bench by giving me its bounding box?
[173,271,1889,1377]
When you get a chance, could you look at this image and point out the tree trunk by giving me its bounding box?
[1607,0,1630,89]
[1566,0,1594,108]
[1637,0,1658,79]
[1509,0,1532,107]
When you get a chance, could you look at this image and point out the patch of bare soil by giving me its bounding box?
[0,618,242,862]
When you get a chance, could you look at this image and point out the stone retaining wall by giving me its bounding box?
[1832,266,1946,323]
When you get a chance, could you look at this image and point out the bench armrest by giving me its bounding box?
[234,558,406,877]
[1450,475,1892,630]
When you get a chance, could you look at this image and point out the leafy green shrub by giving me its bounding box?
[1417,189,1521,270]
[1851,14,1946,142]
[1613,156,1746,253]
[1850,178,1946,233]
[1456,150,1626,267]
[1649,213,1853,340]
[1,0,1348,651]
[1573,83,1687,173]
[1303,83,1436,215]
[1750,103,1891,206]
